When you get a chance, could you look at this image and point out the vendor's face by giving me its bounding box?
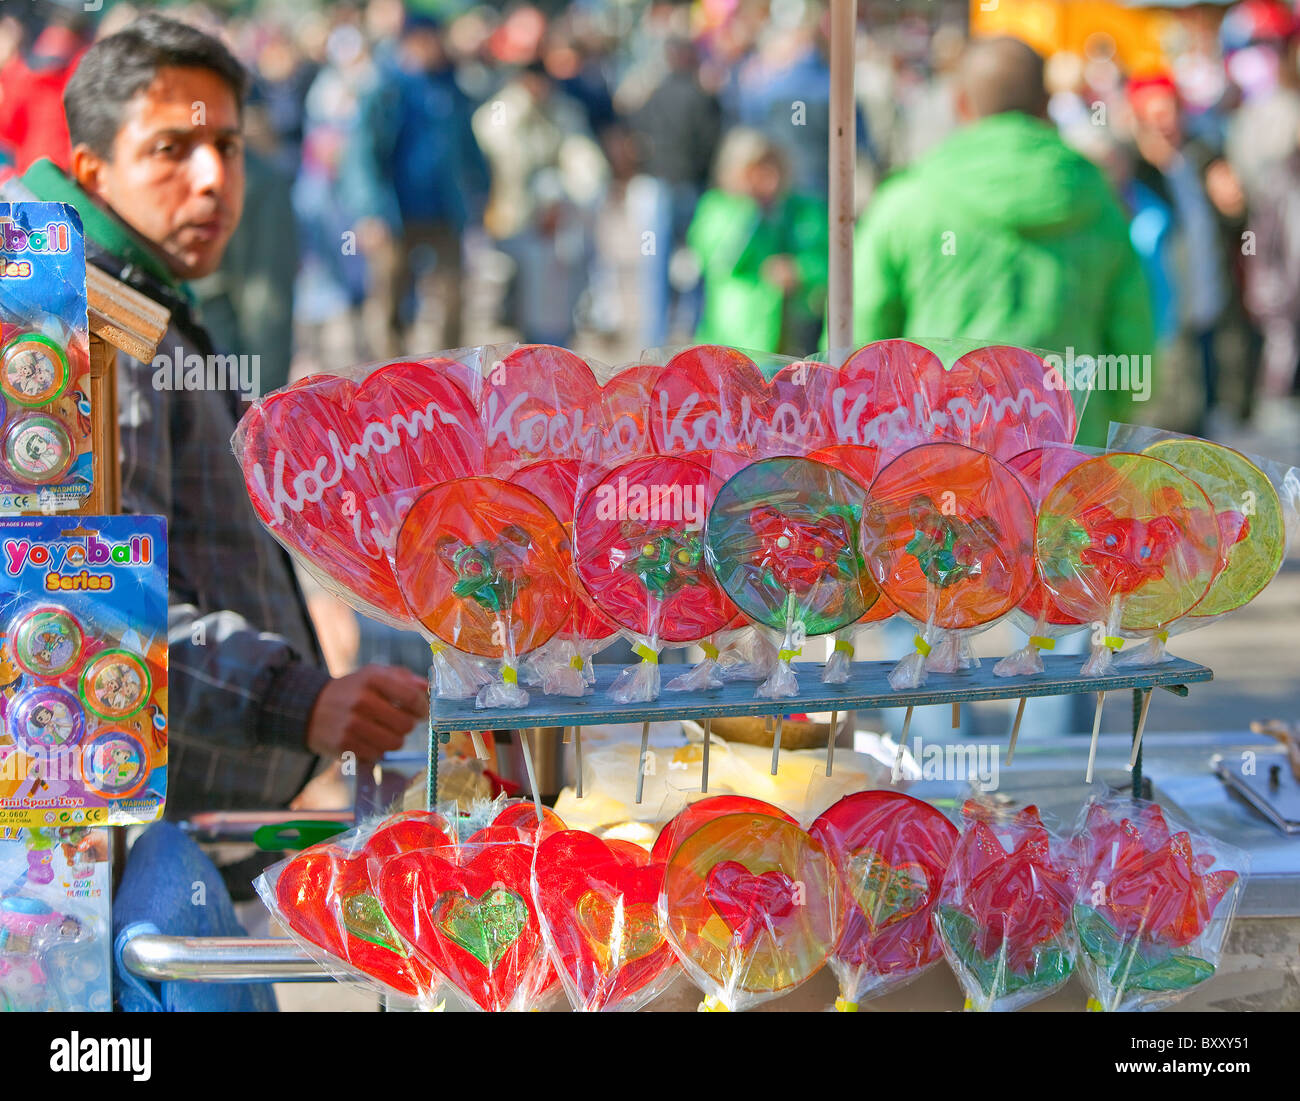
[76,66,245,280]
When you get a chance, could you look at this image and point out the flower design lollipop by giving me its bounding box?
[860,442,1035,765]
[706,456,880,770]
[1070,797,1245,1012]
[1034,453,1219,777]
[935,801,1078,1012]
[394,478,572,709]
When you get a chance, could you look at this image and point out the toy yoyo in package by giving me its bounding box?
[0,202,93,512]
[0,825,111,1011]
[0,516,167,827]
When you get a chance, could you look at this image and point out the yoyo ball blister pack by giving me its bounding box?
[0,824,112,1012]
[0,516,167,827]
[0,202,93,511]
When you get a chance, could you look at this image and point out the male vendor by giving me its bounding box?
[3,14,427,815]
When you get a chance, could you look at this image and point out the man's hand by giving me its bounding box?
[305,665,429,762]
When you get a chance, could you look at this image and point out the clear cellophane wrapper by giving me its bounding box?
[861,443,1037,693]
[530,829,680,1011]
[660,810,843,1011]
[934,800,1079,1012]
[1107,424,1300,665]
[377,836,562,1012]
[254,809,456,1006]
[810,791,960,1008]
[1068,795,1247,1012]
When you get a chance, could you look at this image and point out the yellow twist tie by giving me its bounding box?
[833,639,854,655]
[633,644,659,664]
[962,997,973,1011]
[834,997,859,1013]
[1086,997,1104,1012]
[1029,636,1055,650]
[779,647,802,662]
[698,996,730,1012]
[1104,636,1124,651]
[430,643,445,656]
[502,664,518,685]
[913,634,932,657]
[1156,630,1169,643]
[569,655,584,670]
[701,642,720,661]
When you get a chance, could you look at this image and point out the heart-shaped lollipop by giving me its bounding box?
[275,845,433,997]
[379,843,557,1012]
[533,830,677,1011]
[810,791,959,1004]
[238,361,481,623]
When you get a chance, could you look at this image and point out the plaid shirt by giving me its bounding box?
[100,244,331,816]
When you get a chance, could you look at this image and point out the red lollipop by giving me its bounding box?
[810,791,959,1007]
[599,361,661,466]
[269,812,453,1000]
[480,344,604,474]
[237,361,481,625]
[649,345,768,474]
[533,830,678,1011]
[379,842,559,1012]
[834,339,945,461]
[573,454,738,702]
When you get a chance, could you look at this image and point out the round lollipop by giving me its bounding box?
[810,791,959,1008]
[1034,453,1218,779]
[394,477,572,713]
[1140,437,1284,630]
[706,456,880,771]
[660,812,841,1011]
[861,443,1035,770]
[574,453,737,799]
[652,795,798,864]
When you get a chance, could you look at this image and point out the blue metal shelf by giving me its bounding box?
[428,653,1212,734]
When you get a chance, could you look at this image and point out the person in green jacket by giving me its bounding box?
[847,36,1156,447]
[688,128,829,357]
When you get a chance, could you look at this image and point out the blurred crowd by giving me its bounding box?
[2,0,1300,444]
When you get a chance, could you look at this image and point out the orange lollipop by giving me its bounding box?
[394,477,572,708]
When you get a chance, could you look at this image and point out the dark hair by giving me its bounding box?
[63,13,248,157]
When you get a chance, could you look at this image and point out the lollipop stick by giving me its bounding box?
[952,702,960,729]
[561,726,572,744]
[635,720,651,805]
[701,717,711,793]
[826,710,838,777]
[1129,689,1153,769]
[892,707,914,784]
[519,727,542,818]
[1086,692,1105,784]
[469,731,489,760]
[1006,697,1027,765]
[574,726,584,800]
[770,715,784,775]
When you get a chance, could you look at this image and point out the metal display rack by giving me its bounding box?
[121,654,1212,987]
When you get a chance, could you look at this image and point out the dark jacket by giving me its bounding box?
[8,159,330,817]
